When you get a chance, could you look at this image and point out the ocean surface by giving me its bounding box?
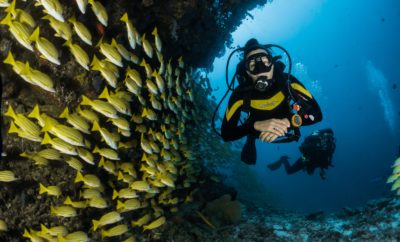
[210,0,400,212]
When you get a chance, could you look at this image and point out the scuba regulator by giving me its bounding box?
[211,40,303,143]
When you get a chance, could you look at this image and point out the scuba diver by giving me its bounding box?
[267,129,336,180]
[216,38,322,164]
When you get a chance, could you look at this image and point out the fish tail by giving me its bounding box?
[98,157,104,167]
[90,55,101,70]
[117,171,123,181]
[98,86,109,100]
[40,224,50,235]
[116,200,124,210]
[152,27,158,36]
[80,95,92,106]
[41,132,52,145]
[6,0,16,15]
[74,171,84,183]
[120,12,128,23]
[42,116,57,132]
[59,107,69,119]
[64,196,72,205]
[39,183,47,194]
[0,13,12,26]
[91,120,101,132]
[4,104,17,119]
[62,39,72,48]
[92,219,100,231]
[112,189,118,200]
[28,105,41,119]
[29,27,40,42]
[3,51,16,66]
[93,145,100,154]
[8,121,19,134]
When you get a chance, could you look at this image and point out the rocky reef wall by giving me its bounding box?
[0,0,270,241]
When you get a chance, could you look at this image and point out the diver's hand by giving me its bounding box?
[259,131,279,143]
[254,118,290,136]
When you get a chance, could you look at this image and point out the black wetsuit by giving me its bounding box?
[221,72,322,164]
[272,129,336,179]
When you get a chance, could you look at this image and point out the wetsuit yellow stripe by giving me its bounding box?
[226,100,243,121]
[291,83,312,99]
[250,91,285,110]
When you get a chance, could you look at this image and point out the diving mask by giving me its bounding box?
[245,52,273,75]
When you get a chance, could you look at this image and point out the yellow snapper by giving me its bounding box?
[42,15,72,40]
[76,147,94,165]
[63,39,90,70]
[126,66,143,87]
[0,170,18,182]
[41,132,77,156]
[22,229,44,242]
[141,33,153,58]
[36,0,65,22]
[40,224,67,237]
[29,26,60,65]
[5,104,41,136]
[131,214,151,227]
[120,12,138,49]
[91,120,118,150]
[76,0,88,14]
[64,196,87,208]
[98,157,116,175]
[112,188,138,200]
[50,205,77,218]
[111,38,131,61]
[93,145,120,160]
[88,0,108,26]
[0,13,33,51]
[98,86,131,115]
[0,220,7,232]
[101,224,128,239]
[96,37,123,67]
[64,156,83,171]
[3,51,31,83]
[39,183,61,197]
[92,211,122,231]
[20,62,55,92]
[59,107,90,134]
[80,95,118,119]
[76,105,99,123]
[8,121,42,142]
[117,199,141,212]
[75,171,101,188]
[68,15,92,46]
[42,117,85,147]
[130,180,151,192]
[6,0,36,28]
[152,27,162,52]
[143,216,166,231]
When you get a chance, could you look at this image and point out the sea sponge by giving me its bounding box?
[202,194,242,227]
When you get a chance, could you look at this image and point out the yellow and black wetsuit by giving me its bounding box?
[221,73,322,163]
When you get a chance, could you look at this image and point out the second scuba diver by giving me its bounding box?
[220,38,322,164]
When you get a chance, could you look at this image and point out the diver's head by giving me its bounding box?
[243,39,275,91]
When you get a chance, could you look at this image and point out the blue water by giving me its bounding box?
[209,0,400,212]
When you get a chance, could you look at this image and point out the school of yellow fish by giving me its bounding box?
[387,156,400,196]
[0,0,209,240]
